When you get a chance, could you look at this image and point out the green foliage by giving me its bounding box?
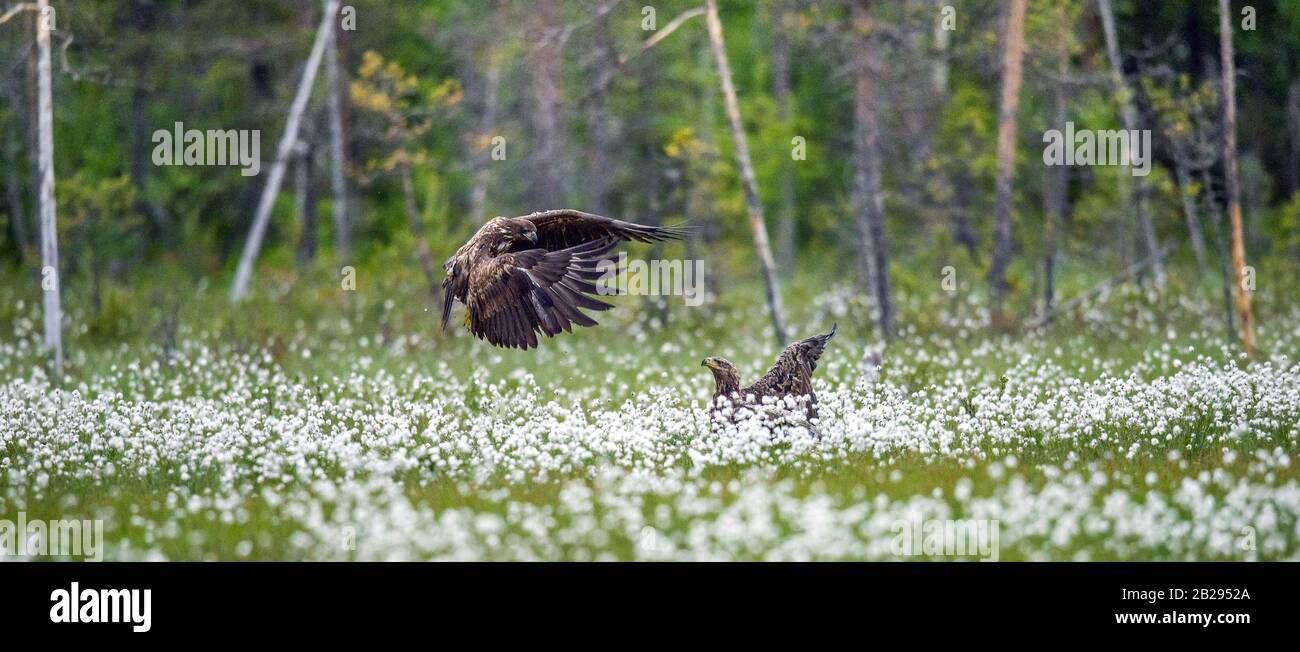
[0,0,1294,330]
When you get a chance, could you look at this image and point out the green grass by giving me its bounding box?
[1,260,1298,560]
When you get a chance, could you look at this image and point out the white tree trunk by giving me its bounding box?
[325,11,349,266]
[35,0,61,376]
[231,0,340,302]
[704,0,789,344]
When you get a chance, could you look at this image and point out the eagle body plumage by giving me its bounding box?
[442,210,687,349]
[702,325,837,421]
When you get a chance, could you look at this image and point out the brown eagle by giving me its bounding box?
[441,209,687,349]
[702,324,837,421]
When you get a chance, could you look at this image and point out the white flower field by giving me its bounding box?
[2,282,1298,561]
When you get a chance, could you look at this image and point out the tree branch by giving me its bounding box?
[530,0,626,54]
[581,6,704,104]
[1026,244,1177,331]
[0,2,38,26]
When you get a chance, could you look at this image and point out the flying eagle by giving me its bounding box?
[702,324,837,421]
[441,209,688,349]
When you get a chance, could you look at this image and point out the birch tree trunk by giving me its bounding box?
[704,0,788,344]
[230,0,340,302]
[35,0,61,376]
[1219,0,1255,354]
[850,0,894,338]
[1098,0,1164,287]
[325,11,350,266]
[988,0,1027,327]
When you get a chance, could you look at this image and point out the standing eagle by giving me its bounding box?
[701,324,837,421]
[441,209,687,349]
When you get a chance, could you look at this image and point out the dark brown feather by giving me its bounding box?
[442,210,689,348]
[463,238,618,349]
[705,325,837,421]
[522,209,690,251]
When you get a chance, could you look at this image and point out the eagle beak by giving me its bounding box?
[527,231,539,245]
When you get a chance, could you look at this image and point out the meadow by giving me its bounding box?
[2,262,1297,562]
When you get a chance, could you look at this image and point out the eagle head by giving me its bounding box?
[702,356,741,395]
[489,217,540,253]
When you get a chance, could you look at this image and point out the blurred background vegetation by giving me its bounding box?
[0,0,1298,361]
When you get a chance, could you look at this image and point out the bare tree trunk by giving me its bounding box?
[528,0,565,208]
[772,0,797,276]
[231,0,340,302]
[704,0,788,344]
[850,0,894,338]
[325,10,350,266]
[469,57,500,225]
[1173,152,1207,273]
[1042,32,1070,319]
[1219,0,1255,354]
[35,0,61,376]
[399,164,440,302]
[989,0,1027,327]
[1098,0,1164,287]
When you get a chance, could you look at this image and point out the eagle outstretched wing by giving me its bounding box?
[464,238,619,349]
[522,209,690,251]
